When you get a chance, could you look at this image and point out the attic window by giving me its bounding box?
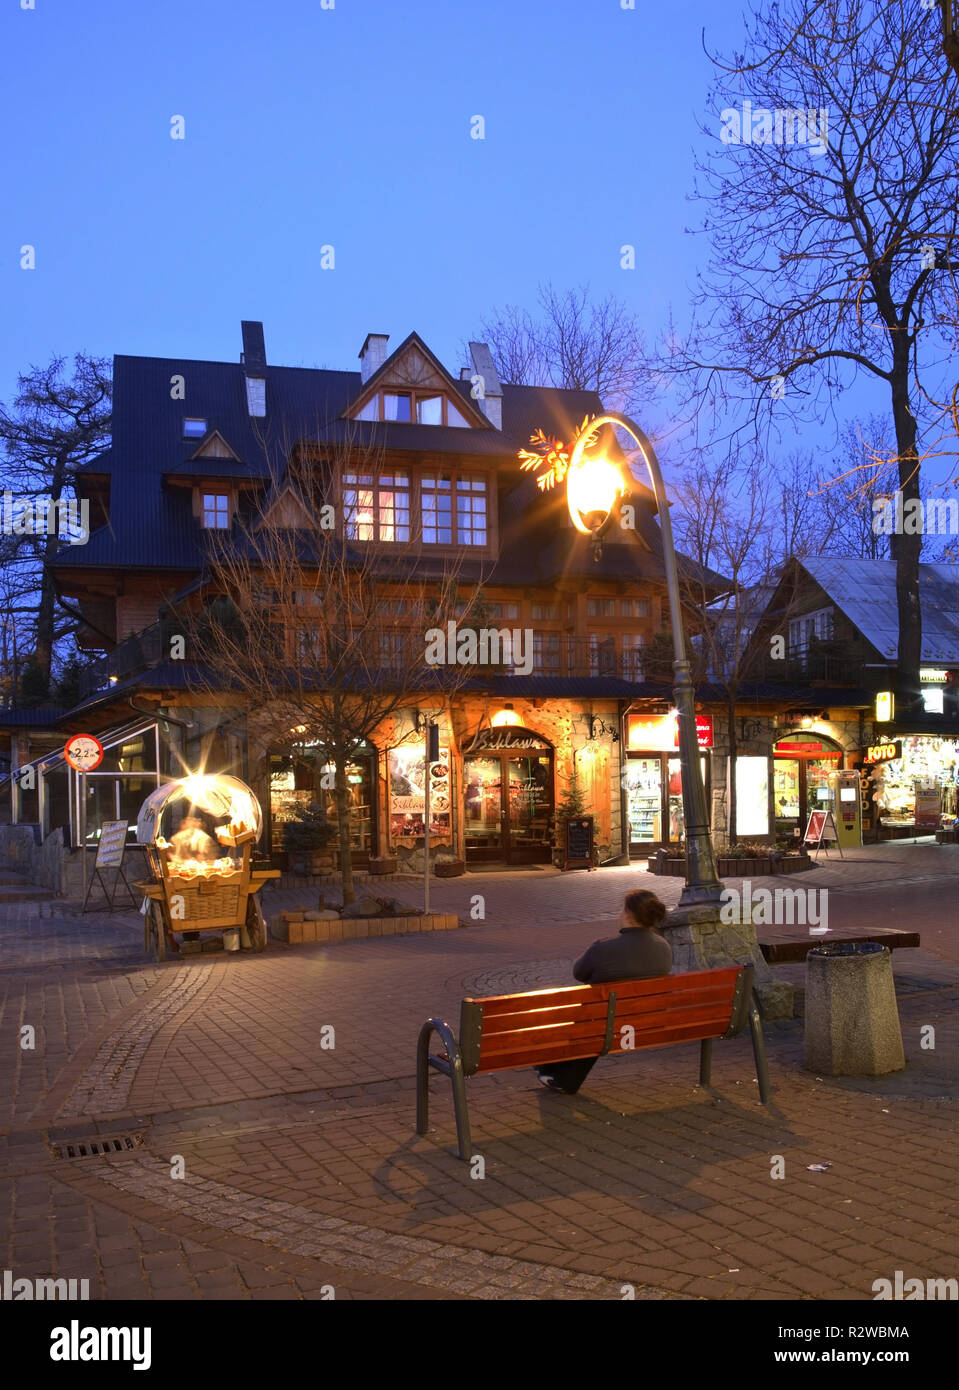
[245,378,266,418]
[201,494,230,529]
[183,418,207,439]
[383,392,412,422]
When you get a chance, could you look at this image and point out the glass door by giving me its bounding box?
[773,758,801,838]
[626,756,662,847]
[505,754,553,862]
[464,756,505,860]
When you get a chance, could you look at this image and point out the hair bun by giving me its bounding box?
[624,889,667,927]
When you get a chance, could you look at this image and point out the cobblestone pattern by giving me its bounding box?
[93,1155,657,1300]
[57,966,214,1118]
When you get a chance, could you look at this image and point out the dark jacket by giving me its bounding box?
[572,926,672,984]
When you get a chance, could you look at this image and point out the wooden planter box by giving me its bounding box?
[647,853,812,877]
[367,856,398,875]
[433,860,466,878]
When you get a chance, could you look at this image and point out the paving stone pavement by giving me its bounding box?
[1,845,957,1301]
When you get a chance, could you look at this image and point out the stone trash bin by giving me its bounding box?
[805,942,905,1076]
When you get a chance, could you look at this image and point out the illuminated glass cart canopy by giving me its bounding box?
[136,774,263,846]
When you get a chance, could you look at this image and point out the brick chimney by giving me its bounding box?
[359,333,389,384]
[241,321,267,417]
[467,342,502,429]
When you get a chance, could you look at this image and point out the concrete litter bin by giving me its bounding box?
[805,942,905,1076]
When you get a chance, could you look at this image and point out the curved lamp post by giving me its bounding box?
[566,412,723,910]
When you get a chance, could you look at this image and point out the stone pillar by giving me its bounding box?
[663,902,795,1019]
[804,943,905,1076]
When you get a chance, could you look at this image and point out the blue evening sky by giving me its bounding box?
[0,0,892,474]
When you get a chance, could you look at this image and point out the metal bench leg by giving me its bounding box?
[699,1038,712,1087]
[749,1004,771,1104]
[416,1018,472,1161]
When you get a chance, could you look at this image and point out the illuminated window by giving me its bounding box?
[201,494,230,529]
[343,471,410,542]
[183,418,207,439]
[922,686,944,714]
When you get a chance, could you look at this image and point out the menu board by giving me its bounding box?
[564,816,594,870]
[389,744,452,843]
[95,819,128,868]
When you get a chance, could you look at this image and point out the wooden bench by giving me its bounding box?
[416,964,769,1160]
[760,929,920,964]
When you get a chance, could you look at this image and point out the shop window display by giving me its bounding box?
[871,736,959,833]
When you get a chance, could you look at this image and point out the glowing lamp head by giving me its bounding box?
[565,451,624,535]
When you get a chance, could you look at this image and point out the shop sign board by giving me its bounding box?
[919,668,952,683]
[775,739,840,756]
[466,725,551,752]
[914,784,941,830]
[863,740,902,766]
[389,745,452,841]
[627,714,713,751]
[95,819,128,868]
[803,809,839,845]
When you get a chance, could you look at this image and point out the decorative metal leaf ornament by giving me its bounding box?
[517,416,596,492]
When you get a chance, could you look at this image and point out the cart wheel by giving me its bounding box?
[143,908,152,954]
[247,897,267,953]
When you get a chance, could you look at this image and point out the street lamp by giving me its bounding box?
[566,413,723,910]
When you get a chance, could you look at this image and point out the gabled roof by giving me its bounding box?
[799,557,959,662]
[345,332,490,428]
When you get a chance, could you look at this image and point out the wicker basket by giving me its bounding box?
[163,871,247,924]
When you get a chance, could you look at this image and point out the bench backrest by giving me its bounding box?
[459,965,752,1076]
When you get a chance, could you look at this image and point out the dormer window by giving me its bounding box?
[201,493,230,529]
[416,395,442,425]
[183,418,207,439]
[383,392,411,422]
[350,390,474,427]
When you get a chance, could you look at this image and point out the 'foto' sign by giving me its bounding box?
[863,740,902,766]
[64,734,104,772]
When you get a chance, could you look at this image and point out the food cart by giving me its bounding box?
[135,774,279,960]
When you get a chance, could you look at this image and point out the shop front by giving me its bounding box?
[625,713,712,853]
[864,734,959,839]
[268,741,376,866]
[772,734,843,841]
[463,725,554,864]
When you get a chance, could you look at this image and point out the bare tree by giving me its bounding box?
[671,449,777,843]
[669,0,959,716]
[0,355,112,696]
[178,435,491,903]
[474,283,654,413]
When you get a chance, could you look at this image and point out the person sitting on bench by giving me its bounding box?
[536,889,673,1095]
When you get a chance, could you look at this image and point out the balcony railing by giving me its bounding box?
[77,621,165,700]
[743,639,873,688]
[75,624,660,700]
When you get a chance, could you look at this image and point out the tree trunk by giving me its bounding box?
[727,694,738,847]
[889,348,922,718]
[334,760,355,905]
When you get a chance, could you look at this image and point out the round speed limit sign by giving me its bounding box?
[64,733,104,772]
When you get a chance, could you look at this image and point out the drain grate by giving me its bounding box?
[52,1134,143,1160]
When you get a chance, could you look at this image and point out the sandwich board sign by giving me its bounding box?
[803,809,843,858]
[82,818,138,913]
